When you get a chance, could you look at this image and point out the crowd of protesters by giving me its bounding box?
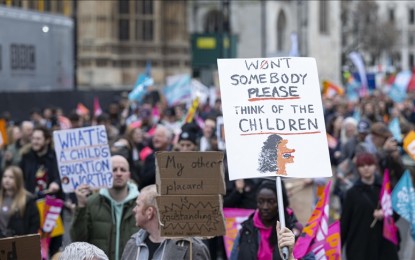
[0,82,414,259]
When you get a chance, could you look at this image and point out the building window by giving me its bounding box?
[96,59,109,67]
[119,0,129,14]
[204,9,223,33]
[119,0,154,42]
[136,20,153,41]
[277,10,286,51]
[44,0,51,11]
[28,0,36,10]
[389,8,395,22]
[56,0,64,13]
[0,45,2,71]
[410,8,415,24]
[410,34,414,46]
[6,0,22,7]
[319,0,329,34]
[410,53,414,68]
[119,19,129,41]
[136,0,153,15]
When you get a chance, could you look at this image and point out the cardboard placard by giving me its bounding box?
[53,125,113,192]
[0,234,41,260]
[155,151,225,195]
[217,57,332,180]
[156,195,226,237]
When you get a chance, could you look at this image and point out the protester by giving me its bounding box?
[0,166,39,237]
[224,179,262,209]
[365,122,404,187]
[1,121,34,170]
[70,155,139,260]
[121,184,210,260]
[230,180,300,260]
[177,130,198,152]
[140,125,172,190]
[199,117,216,151]
[19,126,62,257]
[58,242,109,260]
[19,126,62,198]
[96,113,119,145]
[340,152,399,260]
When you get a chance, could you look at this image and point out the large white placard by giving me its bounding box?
[217,57,332,180]
[53,125,113,192]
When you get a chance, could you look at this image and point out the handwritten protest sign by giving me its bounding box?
[155,151,225,195]
[217,57,331,180]
[156,151,226,237]
[0,234,41,260]
[53,125,112,192]
[156,195,225,237]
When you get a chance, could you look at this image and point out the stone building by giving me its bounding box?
[189,0,342,84]
[1,0,190,89]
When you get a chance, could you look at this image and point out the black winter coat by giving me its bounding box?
[230,211,296,260]
[1,195,40,237]
[19,149,62,199]
[340,177,399,260]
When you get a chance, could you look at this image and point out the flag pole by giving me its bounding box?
[276,176,289,260]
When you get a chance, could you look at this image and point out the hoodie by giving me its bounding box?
[100,182,139,260]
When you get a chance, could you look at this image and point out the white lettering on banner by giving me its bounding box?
[43,206,61,233]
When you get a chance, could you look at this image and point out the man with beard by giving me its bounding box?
[19,126,62,257]
[71,155,139,260]
[19,126,61,197]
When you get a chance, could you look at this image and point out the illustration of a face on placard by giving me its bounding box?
[258,134,295,176]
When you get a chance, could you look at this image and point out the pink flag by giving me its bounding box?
[380,169,399,245]
[76,103,89,116]
[94,96,103,117]
[293,181,337,259]
[39,196,64,260]
[223,208,255,259]
[324,221,342,260]
[58,115,71,130]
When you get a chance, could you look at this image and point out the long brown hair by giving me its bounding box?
[0,166,28,217]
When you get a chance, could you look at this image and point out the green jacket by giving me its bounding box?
[70,183,139,260]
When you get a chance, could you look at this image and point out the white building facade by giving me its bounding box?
[188,0,342,84]
[376,1,415,70]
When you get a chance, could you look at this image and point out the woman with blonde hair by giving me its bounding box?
[0,166,40,237]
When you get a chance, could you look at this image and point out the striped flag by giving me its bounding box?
[380,169,399,245]
[293,181,341,259]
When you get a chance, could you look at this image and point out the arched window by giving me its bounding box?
[204,9,224,33]
[277,10,286,51]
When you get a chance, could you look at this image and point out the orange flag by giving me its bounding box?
[76,103,89,116]
[322,80,344,97]
[0,119,8,147]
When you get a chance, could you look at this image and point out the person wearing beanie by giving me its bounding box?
[177,131,198,152]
